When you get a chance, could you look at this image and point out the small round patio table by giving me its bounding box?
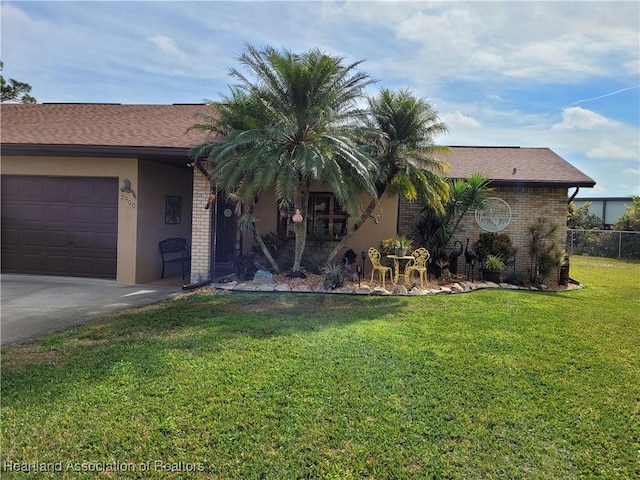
[386,255,414,285]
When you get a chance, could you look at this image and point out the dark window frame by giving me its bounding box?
[278,192,349,241]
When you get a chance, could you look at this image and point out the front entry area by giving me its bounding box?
[1,175,118,279]
[210,196,239,279]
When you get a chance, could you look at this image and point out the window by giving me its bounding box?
[278,193,349,240]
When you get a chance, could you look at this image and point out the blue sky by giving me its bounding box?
[2,0,639,197]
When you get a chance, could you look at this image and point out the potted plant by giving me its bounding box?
[393,235,413,257]
[483,255,505,283]
[380,238,396,256]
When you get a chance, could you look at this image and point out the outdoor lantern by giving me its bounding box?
[356,264,363,287]
[361,250,366,276]
[292,209,303,223]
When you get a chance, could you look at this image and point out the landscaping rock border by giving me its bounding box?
[207,278,580,295]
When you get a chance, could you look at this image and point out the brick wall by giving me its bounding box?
[399,186,568,287]
[190,166,213,282]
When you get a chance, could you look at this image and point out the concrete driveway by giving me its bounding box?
[1,274,184,346]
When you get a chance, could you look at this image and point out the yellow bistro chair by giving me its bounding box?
[368,247,392,288]
[404,247,430,288]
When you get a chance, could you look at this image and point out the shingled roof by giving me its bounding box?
[1,103,216,157]
[436,146,595,187]
[1,103,595,187]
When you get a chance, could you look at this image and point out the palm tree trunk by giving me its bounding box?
[291,184,310,273]
[251,222,280,273]
[237,202,280,273]
[324,195,380,264]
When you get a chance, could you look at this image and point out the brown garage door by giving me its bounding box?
[1,175,118,278]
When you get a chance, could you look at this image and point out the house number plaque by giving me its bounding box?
[475,197,512,232]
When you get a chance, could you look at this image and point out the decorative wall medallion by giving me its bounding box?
[475,197,512,232]
[119,178,136,198]
[119,178,137,208]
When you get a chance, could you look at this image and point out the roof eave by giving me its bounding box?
[487,179,596,188]
[1,143,191,158]
[446,176,596,189]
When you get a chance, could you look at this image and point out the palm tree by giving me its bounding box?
[191,45,378,276]
[324,88,451,262]
[415,173,492,260]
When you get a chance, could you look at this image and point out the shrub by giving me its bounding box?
[321,262,347,290]
[528,217,563,285]
[343,249,357,267]
[302,250,327,274]
[252,231,288,258]
[473,233,517,265]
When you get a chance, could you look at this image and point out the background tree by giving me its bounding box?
[610,196,640,258]
[1,62,36,103]
[567,201,602,229]
[612,196,640,231]
[191,45,378,276]
[324,88,451,262]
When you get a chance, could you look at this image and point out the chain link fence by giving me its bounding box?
[567,229,640,260]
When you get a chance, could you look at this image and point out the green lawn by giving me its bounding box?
[2,256,639,479]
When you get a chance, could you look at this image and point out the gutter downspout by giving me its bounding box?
[183,157,216,290]
[568,186,580,204]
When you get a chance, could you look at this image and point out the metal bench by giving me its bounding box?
[159,238,191,279]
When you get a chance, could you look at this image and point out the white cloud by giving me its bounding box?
[397,8,477,50]
[622,168,640,177]
[504,34,603,80]
[470,51,506,71]
[552,107,620,130]
[149,35,185,58]
[623,58,640,75]
[441,111,482,130]
[587,141,638,160]
[335,1,639,85]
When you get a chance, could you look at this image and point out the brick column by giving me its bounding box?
[190,168,212,282]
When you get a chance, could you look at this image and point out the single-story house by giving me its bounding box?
[1,103,595,287]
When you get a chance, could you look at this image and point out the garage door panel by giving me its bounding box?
[1,175,118,279]
[1,201,21,220]
[45,230,71,247]
[98,207,118,225]
[23,252,47,271]
[43,205,73,224]
[96,258,117,277]
[22,229,46,246]
[97,232,117,249]
[2,228,22,246]
[22,205,46,222]
[71,206,96,223]
[2,179,21,196]
[72,231,96,248]
[22,178,48,200]
[46,256,70,274]
[1,251,22,270]
[72,181,97,201]
[71,256,96,275]
[46,178,72,201]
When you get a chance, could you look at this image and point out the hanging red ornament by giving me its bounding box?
[292,208,303,223]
